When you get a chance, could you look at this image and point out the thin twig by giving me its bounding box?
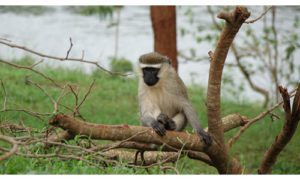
[0,135,18,161]
[101,129,151,152]
[54,84,69,113]
[0,108,48,120]
[65,37,73,59]
[76,79,95,111]
[228,87,298,148]
[245,6,273,24]
[0,79,7,110]
[30,59,44,68]
[0,40,128,76]
[26,79,56,107]
[0,58,62,88]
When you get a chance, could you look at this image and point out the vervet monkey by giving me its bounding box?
[137,52,212,145]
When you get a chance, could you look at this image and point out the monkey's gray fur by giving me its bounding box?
[137,52,212,145]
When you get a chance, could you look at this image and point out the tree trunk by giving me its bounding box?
[206,6,250,174]
[150,6,178,71]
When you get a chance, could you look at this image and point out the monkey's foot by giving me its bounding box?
[197,129,212,146]
[151,121,166,136]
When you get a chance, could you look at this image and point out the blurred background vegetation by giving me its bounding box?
[0,5,299,174]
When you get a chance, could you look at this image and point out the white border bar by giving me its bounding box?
[0,0,299,5]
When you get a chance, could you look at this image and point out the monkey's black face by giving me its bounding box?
[142,67,160,86]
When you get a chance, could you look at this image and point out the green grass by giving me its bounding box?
[0,56,299,174]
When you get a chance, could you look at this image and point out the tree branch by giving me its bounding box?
[245,6,273,24]
[258,84,300,174]
[206,6,250,174]
[228,87,298,148]
[0,40,128,76]
[48,113,246,168]
[49,114,208,152]
[0,135,18,161]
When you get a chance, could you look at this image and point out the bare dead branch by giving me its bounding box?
[68,84,79,108]
[76,79,95,112]
[47,130,75,142]
[54,84,69,113]
[0,135,18,161]
[0,79,7,110]
[0,58,62,88]
[228,87,298,148]
[207,6,222,30]
[0,38,11,42]
[0,122,39,134]
[231,43,269,107]
[0,108,47,121]
[101,130,151,152]
[26,79,56,113]
[65,37,73,59]
[0,40,128,76]
[30,59,44,68]
[258,84,300,174]
[245,6,273,24]
[177,51,209,63]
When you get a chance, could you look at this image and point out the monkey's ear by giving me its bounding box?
[167,58,172,65]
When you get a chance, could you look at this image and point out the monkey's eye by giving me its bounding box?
[142,67,160,74]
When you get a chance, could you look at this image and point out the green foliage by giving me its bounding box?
[0,6,54,15]
[66,6,115,19]
[109,56,133,73]
[0,56,300,174]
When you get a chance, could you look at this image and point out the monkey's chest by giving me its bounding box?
[147,89,179,116]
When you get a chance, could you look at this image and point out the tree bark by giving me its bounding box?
[49,113,246,153]
[150,6,178,71]
[205,6,250,174]
[258,84,300,174]
[49,114,207,152]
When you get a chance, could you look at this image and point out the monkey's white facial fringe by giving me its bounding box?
[139,63,162,68]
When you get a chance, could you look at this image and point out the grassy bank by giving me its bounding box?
[0,57,299,174]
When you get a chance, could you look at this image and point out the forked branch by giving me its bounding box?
[0,40,128,76]
[258,84,300,174]
[0,135,18,161]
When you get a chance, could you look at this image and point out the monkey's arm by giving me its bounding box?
[139,103,166,136]
[182,101,212,145]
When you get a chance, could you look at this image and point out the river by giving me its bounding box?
[0,6,299,103]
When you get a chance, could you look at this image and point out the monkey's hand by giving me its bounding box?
[151,121,166,136]
[157,113,169,125]
[197,129,212,146]
[157,113,176,131]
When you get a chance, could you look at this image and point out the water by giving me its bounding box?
[0,6,299,103]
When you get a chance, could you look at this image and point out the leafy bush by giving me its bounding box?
[109,57,133,73]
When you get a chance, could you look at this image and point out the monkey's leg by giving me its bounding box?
[171,113,186,131]
[134,150,147,165]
